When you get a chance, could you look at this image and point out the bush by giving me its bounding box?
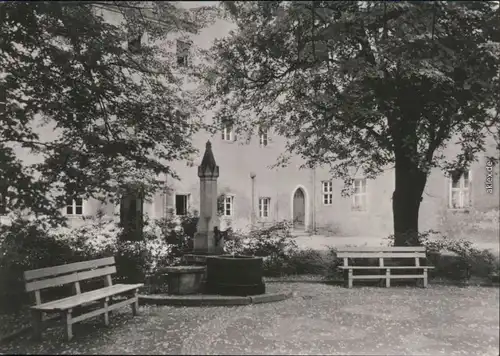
[283,248,340,277]
[0,215,85,312]
[0,212,193,311]
[386,230,500,282]
[223,221,342,277]
[152,210,199,253]
[225,221,297,255]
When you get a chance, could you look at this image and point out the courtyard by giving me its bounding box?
[1,282,498,355]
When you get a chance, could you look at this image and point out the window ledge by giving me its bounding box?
[448,208,471,213]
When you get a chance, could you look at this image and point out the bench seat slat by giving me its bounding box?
[338,266,434,269]
[31,283,143,312]
[24,257,115,281]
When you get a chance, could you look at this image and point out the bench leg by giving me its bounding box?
[31,310,43,341]
[102,297,110,326]
[386,268,391,288]
[61,309,73,341]
[131,289,139,316]
[347,269,353,288]
[423,270,428,288]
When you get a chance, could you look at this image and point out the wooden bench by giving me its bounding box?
[24,257,143,341]
[337,246,434,288]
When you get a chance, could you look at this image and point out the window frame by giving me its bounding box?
[176,39,191,67]
[258,197,271,218]
[221,122,234,141]
[66,198,84,216]
[321,180,333,205]
[259,128,269,147]
[222,195,234,217]
[174,193,190,216]
[448,170,471,209]
[351,178,367,211]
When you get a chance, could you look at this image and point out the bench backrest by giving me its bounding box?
[337,246,427,267]
[336,246,426,258]
[24,257,116,305]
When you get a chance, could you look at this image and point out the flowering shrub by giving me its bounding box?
[235,220,298,257]
[222,221,307,276]
[51,212,122,257]
[0,215,84,312]
[0,210,199,310]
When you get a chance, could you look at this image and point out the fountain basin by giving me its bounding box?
[205,255,266,296]
[164,266,206,295]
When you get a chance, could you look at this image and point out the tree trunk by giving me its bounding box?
[392,160,427,246]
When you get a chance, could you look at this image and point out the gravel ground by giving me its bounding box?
[1,283,498,355]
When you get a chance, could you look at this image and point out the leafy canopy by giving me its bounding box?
[205,1,500,191]
[1,1,217,223]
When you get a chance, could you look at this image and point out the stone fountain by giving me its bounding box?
[166,141,265,296]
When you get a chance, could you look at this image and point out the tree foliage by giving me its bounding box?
[204,1,500,245]
[0,1,216,224]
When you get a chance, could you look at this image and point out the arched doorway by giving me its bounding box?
[292,188,306,229]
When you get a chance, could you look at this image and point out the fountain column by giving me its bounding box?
[192,140,223,255]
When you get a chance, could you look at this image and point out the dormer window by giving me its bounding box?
[176,40,191,67]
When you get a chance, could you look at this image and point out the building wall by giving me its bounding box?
[133,127,498,239]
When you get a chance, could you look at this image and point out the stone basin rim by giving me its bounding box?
[163,266,206,273]
[207,255,263,260]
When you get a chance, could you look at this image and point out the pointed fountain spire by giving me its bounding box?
[198,140,219,178]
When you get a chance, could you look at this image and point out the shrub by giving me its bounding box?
[0,215,84,312]
[0,211,193,311]
[386,230,500,282]
[232,221,298,256]
[54,211,121,258]
[152,210,199,253]
[287,248,338,278]
[223,221,342,277]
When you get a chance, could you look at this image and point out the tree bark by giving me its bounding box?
[392,159,427,246]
